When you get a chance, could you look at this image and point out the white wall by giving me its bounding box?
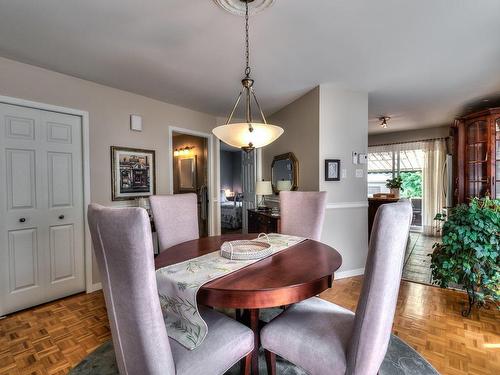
[261,84,369,276]
[319,85,369,275]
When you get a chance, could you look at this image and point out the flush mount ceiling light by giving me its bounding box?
[212,0,284,152]
[379,116,391,129]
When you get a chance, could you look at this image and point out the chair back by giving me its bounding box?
[346,201,412,375]
[279,191,327,240]
[150,194,199,251]
[88,204,175,375]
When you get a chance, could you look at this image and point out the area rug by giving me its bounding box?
[69,334,439,375]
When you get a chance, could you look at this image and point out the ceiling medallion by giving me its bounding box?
[213,0,275,16]
[212,0,283,152]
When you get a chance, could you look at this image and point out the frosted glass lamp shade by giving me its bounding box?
[277,180,292,191]
[256,180,273,196]
[212,123,284,150]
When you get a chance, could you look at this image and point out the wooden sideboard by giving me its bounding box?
[248,209,281,234]
[368,197,400,238]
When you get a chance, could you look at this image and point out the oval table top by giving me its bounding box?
[154,234,343,309]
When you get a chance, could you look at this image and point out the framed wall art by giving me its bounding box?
[325,159,340,181]
[111,146,156,201]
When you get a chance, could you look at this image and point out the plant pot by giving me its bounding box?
[390,188,400,198]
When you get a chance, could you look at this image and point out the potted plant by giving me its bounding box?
[430,197,500,316]
[385,176,403,198]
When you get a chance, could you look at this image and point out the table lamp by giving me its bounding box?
[256,180,273,209]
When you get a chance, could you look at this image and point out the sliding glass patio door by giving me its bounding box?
[368,147,424,230]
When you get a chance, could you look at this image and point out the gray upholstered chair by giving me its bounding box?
[261,201,413,375]
[279,191,327,240]
[88,204,253,375]
[149,194,199,252]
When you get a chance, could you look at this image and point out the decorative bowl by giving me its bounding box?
[220,235,272,260]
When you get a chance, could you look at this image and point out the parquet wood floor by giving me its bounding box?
[0,277,498,375]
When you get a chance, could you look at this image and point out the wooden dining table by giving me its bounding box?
[154,234,343,375]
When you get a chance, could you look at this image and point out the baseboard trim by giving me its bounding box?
[326,201,368,209]
[335,267,365,279]
[87,282,102,293]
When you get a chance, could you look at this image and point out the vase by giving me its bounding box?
[390,188,400,198]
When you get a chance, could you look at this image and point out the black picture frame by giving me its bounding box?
[325,159,340,181]
[110,146,156,201]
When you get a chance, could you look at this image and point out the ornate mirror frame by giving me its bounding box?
[271,152,299,194]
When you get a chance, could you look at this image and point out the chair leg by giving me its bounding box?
[241,352,252,375]
[265,350,276,375]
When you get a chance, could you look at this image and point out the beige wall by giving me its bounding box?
[263,84,370,275]
[0,57,217,285]
[369,126,450,146]
[319,85,369,274]
[262,87,320,192]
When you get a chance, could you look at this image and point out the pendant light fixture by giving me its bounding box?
[212,0,284,152]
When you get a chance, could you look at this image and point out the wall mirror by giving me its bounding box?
[178,156,197,191]
[271,152,299,194]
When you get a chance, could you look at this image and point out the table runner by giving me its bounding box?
[155,233,305,350]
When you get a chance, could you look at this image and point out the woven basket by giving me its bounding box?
[220,233,272,260]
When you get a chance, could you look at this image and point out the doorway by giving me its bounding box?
[171,131,209,237]
[220,142,243,234]
[219,142,257,234]
[0,102,86,315]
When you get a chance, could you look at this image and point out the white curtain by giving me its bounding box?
[422,139,446,236]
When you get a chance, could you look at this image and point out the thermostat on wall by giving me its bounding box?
[130,114,142,132]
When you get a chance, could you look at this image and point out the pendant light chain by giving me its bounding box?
[245,0,251,77]
[212,0,284,152]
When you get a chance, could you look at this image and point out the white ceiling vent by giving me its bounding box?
[213,0,275,16]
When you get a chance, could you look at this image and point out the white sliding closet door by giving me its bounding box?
[0,103,85,315]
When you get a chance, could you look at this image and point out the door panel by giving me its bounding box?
[5,115,35,140]
[47,122,72,144]
[48,152,73,208]
[6,149,36,210]
[8,228,39,292]
[0,103,84,315]
[49,225,75,283]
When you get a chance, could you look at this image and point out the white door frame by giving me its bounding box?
[168,126,217,236]
[0,95,96,293]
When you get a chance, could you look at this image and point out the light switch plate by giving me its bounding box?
[341,169,347,179]
[352,151,358,164]
[355,169,364,178]
[130,114,142,131]
[358,153,368,164]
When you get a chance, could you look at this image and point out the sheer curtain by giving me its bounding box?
[422,139,446,236]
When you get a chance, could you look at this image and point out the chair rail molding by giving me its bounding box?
[326,201,368,209]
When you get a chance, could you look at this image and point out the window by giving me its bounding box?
[368,146,424,229]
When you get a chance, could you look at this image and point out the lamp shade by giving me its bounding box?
[277,180,292,191]
[256,180,273,196]
[212,123,284,150]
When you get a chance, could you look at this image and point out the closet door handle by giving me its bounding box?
[19,218,26,223]
[59,215,65,220]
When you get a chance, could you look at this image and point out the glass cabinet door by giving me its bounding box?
[496,117,500,198]
[466,120,489,198]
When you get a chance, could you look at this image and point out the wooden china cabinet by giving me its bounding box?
[452,107,500,204]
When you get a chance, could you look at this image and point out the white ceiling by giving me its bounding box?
[0,0,499,134]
